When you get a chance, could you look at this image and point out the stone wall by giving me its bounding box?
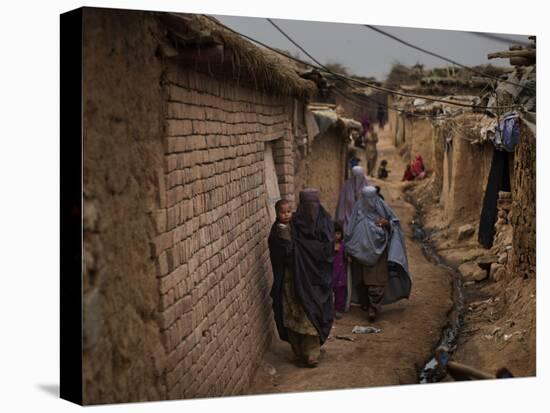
[153,62,295,399]
[510,121,536,278]
[82,8,167,404]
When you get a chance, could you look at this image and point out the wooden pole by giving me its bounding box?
[447,361,495,380]
[488,49,536,60]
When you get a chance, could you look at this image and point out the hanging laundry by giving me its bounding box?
[493,111,520,152]
[479,117,498,144]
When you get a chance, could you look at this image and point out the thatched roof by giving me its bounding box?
[159,13,316,100]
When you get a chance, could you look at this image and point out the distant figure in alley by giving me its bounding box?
[365,124,379,177]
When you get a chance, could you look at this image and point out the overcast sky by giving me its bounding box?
[214,14,532,81]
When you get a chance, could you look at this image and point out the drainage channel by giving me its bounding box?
[410,208,466,384]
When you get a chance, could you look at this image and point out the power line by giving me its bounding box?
[468,32,532,47]
[364,25,534,92]
[332,87,455,120]
[265,18,522,111]
[202,14,521,111]
[265,18,448,119]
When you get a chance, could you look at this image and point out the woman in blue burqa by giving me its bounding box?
[345,186,412,322]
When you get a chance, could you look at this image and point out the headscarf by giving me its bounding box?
[411,155,425,176]
[291,188,335,343]
[361,115,370,137]
[345,186,412,304]
[335,166,369,233]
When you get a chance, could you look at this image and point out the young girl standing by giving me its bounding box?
[332,222,347,318]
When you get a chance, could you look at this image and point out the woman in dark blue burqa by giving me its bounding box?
[269,188,335,367]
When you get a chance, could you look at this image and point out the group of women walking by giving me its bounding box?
[267,165,411,368]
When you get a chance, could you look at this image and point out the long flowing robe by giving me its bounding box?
[411,155,425,177]
[332,242,347,312]
[344,188,412,305]
[335,170,368,234]
[267,222,292,342]
[291,199,335,344]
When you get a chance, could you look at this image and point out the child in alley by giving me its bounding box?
[267,199,293,347]
[332,222,347,319]
[377,159,390,179]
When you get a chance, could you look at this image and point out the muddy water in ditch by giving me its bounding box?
[410,213,466,384]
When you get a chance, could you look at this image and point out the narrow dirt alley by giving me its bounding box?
[249,128,454,394]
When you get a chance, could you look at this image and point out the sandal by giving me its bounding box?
[306,356,319,368]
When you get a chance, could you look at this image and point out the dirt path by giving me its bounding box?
[248,128,454,395]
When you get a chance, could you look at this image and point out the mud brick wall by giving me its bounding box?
[273,129,296,206]
[294,128,346,216]
[152,64,295,399]
[409,118,435,173]
[431,123,446,196]
[82,9,168,404]
[440,115,494,225]
[510,123,536,278]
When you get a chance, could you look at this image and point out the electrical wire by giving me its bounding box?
[332,87,453,120]
[266,18,522,111]
[265,18,448,119]
[202,14,522,111]
[468,32,532,47]
[364,25,534,91]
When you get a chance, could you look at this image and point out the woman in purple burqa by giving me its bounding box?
[335,165,369,234]
[332,222,347,315]
[335,165,368,312]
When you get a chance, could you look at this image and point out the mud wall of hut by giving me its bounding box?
[432,124,445,196]
[440,116,494,225]
[82,8,168,404]
[409,118,436,173]
[388,105,398,136]
[294,128,346,216]
[388,111,407,158]
[82,7,298,403]
[510,122,536,278]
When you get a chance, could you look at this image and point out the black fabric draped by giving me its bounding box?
[290,202,335,344]
[267,223,292,342]
[478,149,511,248]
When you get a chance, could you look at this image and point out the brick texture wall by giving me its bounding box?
[510,123,536,278]
[150,63,296,399]
[294,128,346,216]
